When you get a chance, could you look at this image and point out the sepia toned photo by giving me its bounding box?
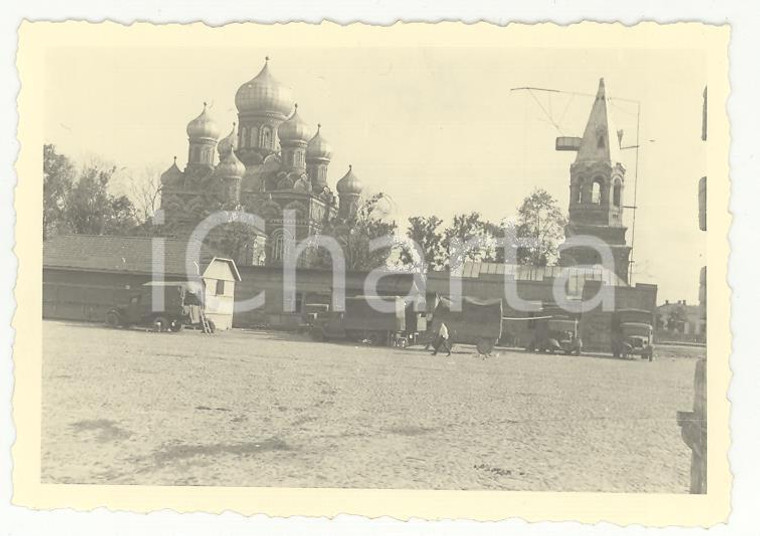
[12,21,731,525]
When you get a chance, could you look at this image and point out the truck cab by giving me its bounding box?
[611,309,655,360]
[527,317,583,355]
[105,281,208,332]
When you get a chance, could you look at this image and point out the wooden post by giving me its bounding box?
[678,357,707,493]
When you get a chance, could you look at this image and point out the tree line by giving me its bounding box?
[43,144,568,271]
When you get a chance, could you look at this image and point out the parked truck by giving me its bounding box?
[430,296,503,355]
[105,281,214,333]
[611,308,655,360]
[526,316,583,355]
[309,296,426,347]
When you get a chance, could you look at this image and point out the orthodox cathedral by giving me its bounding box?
[159,57,364,266]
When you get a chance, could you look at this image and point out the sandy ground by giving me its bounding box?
[42,320,698,492]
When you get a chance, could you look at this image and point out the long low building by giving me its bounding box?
[43,234,241,330]
[231,261,657,351]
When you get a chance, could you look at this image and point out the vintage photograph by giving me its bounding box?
[12,22,731,522]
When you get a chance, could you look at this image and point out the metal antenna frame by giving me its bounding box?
[511,86,643,286]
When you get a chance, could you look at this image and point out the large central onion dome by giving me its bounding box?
[186,102,221,140]
[235,57,294,117]
[277,103,312,143]
[306,124,333,160]
[336,165,363,195]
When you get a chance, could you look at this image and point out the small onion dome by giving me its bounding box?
[217,122,238,157]
[235,57,294,117]
[306,123,333,160]
[186,102,221,140]
[215,147,246,178]
[277,103,312,144]
[160,156,183,185]
[336,165,363,195]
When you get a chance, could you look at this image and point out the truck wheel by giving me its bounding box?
[153,316,169,332]
[310,328,325,342]
[105,311,121,328]
[476,338,495,355]
[169,320,183,332]
[366,332,381,346]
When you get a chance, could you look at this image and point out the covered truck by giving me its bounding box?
[310,296,426,347]
[430,296,503,355]
[611,308,655,360]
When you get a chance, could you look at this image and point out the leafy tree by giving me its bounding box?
[442,212,500,270]
[514,188,566,266]
[43,144,75,239]
[667,304,688,333]
[208,219,265,267]
[401,215,445,271]
[65,162,138,235]
[315,193,400,271]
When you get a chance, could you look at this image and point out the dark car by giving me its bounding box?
[526,317,583,355]
[105,281,212,333]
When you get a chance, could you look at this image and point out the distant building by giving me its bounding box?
[158,58,364,268]
[656,299,704,341]
[43,234,241,329]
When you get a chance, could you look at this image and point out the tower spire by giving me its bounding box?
[575,77,620,165]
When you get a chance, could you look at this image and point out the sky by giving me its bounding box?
[43,42,707,304]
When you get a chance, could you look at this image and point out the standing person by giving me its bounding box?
[432,322,452,356]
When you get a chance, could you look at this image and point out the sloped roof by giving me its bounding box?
[43,234,231,278]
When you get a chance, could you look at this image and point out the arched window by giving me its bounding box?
[240,127,248,148]
[268,228,293,264]
[575,180,584,204]
[261,127,271,149]
[250,126,258,148]
[598,135,606,149]
[591,179,603,204]
[613,181,622,207]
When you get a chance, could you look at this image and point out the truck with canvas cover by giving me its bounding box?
[105,281,214,333]
[611,308,655,360]
[526,316,583,355]
[310,296,424,347]
[430,296,503,355]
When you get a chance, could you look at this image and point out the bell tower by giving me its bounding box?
[557,79,631,282]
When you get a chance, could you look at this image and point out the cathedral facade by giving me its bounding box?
[159,58,364,266]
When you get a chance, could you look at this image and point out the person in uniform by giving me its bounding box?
[431,322,452,356]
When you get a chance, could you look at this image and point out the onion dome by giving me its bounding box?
[306,124,333,160]
[160,156,183,185]
[215,147,246,178]
[277,103,312,144]
[336,165,363,195]
[235,57,294,117]
[217,122,238,158]
[186,102,221,140]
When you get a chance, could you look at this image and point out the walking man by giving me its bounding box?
[432,322,452,356]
